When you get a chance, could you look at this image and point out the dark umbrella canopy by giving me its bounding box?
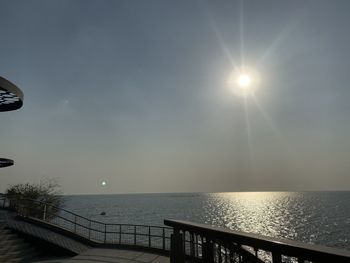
[0,76,23,112]
[0,76,23,168]
[0,158,14,168]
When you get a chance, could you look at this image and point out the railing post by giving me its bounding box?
[190,233,195,258]
[218,243,222,263]
[119,225,122,244]
[162,228,165,250]
[272,252,282,263]
[43,204,47,221]
[104,224,107,243]
[203,239,215,263]
[74,216,77,233]
[88,221,91,240]
[2,197,5,208]
[148,226,151,247]
[17,203,21,216]
[134,225,136,245]
[170,229,185,263]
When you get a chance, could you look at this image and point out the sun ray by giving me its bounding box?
[258,23,296,65]
[243,96,254,170]
[239,0,245,66]
[210,21,238,68]
[252,95,284,140]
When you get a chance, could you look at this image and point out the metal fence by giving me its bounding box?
[0,196,172,252]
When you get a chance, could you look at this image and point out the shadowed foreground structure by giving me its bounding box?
[1,196,350,262]
[0,209,74,262]
[1,209,169,263]
[0,157,14,168]
[65,248,168,263]
[164,220,350,263]
[0,76,23,112]
[0,76,23,170]
[0,196,170,262]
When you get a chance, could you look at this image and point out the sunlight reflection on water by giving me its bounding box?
[64,192,350,250]
[204,192,299,238]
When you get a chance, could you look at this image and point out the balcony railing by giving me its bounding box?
[164,219,350,263]
[2,195,350,263]
[0,196,172,253]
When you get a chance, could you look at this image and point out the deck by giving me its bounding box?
[65,248,169,263]
[1,209,169,263]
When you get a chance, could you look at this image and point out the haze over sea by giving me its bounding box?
[64,191,350,250]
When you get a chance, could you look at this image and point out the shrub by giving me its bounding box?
[5,179,64,219]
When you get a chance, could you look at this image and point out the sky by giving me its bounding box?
[1,0,350,194]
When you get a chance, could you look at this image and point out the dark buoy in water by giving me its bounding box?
[100,212,106,215]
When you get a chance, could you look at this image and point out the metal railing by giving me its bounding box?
[2,196,350,262]
[0,196,173,253]
[164,219,350,263]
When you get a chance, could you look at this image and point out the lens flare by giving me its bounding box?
[227,67,260,98]
[238,74,252,87]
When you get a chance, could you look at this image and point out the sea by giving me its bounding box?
[63,191,350,250]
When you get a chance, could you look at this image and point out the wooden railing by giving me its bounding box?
[0,196,172,253]
[164,219,350,263]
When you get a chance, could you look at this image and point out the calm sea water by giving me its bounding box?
[63,192,350,250]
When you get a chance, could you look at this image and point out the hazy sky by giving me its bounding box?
[1,0,350,194]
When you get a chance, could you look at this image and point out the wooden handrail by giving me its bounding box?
[164,219,350,263]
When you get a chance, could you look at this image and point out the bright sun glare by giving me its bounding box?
[227,67,260,97]
[238,74,252,87]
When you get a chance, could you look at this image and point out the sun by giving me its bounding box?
[227,67,260,97]
[238,74,252,87]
